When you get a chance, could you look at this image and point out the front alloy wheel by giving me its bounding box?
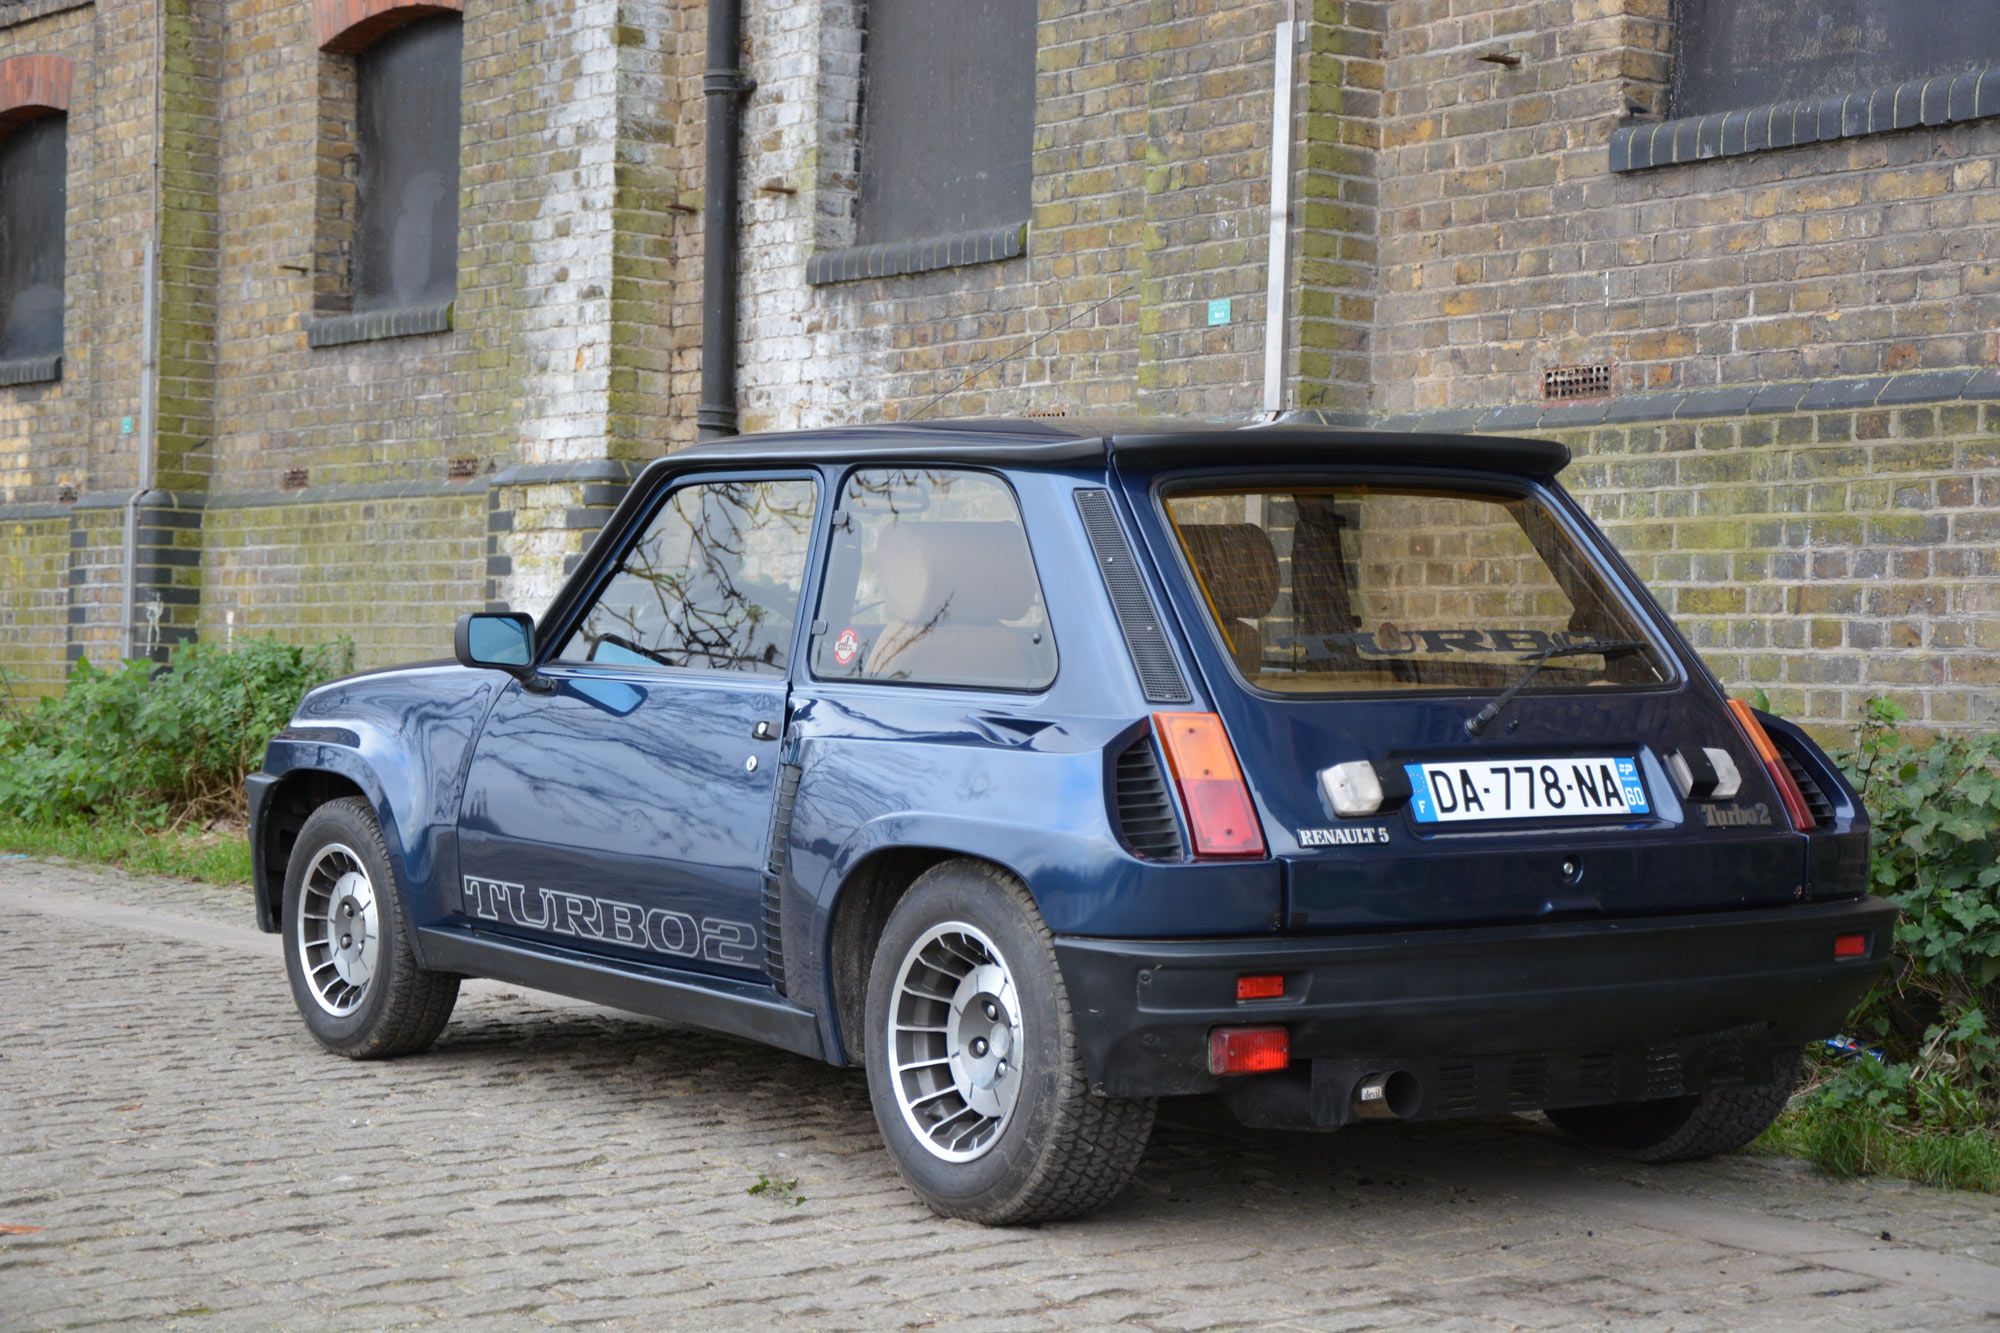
[281,796,458,1059]
[294,842,380,1016]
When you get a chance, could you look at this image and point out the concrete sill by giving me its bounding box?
[306,301,454,348]
[807,222,1027,285]
[0,353,62,388]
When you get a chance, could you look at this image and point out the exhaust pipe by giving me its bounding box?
[1351,1070,1422,1121]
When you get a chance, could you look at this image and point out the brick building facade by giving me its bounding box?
[0,0,1995,732]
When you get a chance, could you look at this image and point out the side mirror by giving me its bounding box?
[454,612,547,689]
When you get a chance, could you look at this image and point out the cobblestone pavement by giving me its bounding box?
[3,857,1997,1330]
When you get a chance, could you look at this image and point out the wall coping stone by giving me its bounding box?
[1373,368,2000,434]
[806,221,1026,285]
[0,353,60,387]
[1612,65,2000,172]
[487,459,641,487]
[305,300,453,348]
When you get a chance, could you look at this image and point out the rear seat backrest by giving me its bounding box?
[1175,522,1280,676]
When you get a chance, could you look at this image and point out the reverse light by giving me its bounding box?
[1319,760,1383,816]
[1834,933,1869,959]
[1208,1026,1290,1075]
[1153,712,1267,858]
[1667,745,1743,801]
[1236,973,1285,1001]
[1726,699,1817,831]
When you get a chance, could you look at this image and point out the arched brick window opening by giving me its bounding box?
[309,2,463,344]
[0,55,72,382]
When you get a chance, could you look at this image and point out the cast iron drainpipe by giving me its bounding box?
[698,0,755,440]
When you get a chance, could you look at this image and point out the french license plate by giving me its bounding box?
[1404,756,1649,824]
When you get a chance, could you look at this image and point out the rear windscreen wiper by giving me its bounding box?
[1462,638,1652,738]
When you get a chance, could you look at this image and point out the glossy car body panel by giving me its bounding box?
[250,420,1882,1101]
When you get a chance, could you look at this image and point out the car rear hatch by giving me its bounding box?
[1117,454,1821,931]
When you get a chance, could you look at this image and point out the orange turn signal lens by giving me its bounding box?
[1236,973,1285,1001]
[1726,699,1817,832]
[1153,711,1267,858]
[1834,933,1868,959]
[1208,1026,1290,1075]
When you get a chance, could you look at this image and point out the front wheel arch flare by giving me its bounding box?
[258,768,372,932]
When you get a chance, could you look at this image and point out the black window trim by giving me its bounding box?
[805,462,1060,696]
[543,467,828,685]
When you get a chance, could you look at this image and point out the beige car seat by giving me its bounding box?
[864,522,1048,686]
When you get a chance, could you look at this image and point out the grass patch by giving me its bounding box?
[0,814,252,886]
[1758,1103,2000,1194]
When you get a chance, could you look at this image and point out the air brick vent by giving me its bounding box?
[1542,362,1613,400]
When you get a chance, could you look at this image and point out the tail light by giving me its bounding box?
[1152,711,1266,858]
[1726,699,1816,831]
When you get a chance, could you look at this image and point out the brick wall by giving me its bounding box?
[0,0,1995,731]
[1374,0,2000,413]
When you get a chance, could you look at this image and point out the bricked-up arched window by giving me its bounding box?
[0,52,71,382]
[351,14,462,312]
[855,0,1034,248]
[0,114,65,369]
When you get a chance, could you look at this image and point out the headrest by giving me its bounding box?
[875,521,1041,625]
[1178,522,1280,622]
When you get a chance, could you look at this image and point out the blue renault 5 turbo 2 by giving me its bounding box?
[249,420,1893,1224]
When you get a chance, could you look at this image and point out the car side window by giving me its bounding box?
[558,478,817,675]
[813,468,1056,690]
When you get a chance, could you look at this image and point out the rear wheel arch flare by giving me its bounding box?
[823,847,1031,1067]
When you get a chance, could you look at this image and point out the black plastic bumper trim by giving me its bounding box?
[1052,897,1897,1098]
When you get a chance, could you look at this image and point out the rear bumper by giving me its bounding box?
[1052,896,1896,1122]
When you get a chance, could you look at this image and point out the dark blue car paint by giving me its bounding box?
[250,422,1880,1091]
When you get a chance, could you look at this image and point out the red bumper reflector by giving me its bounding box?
[1834,933,1868,959]
[1208,1026,1289,1075]
[1236,973,1285,1001]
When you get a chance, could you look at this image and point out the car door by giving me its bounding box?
[454,471,820,982]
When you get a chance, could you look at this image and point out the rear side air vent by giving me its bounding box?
[1775,745,1837,826]
[1074,488,1191,705]
[1114,737,1185,860]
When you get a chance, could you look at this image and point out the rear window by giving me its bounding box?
[1163,484,1668,695]
[812,468,1057,690]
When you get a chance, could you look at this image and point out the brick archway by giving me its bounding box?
[0,54,72,133]
[317,0,462,54]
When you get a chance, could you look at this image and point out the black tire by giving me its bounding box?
[862,860,1155,1224]
[281,796,458,1059]
[1547,1048,1801,1163]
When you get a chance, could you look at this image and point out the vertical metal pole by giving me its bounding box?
[1262,16,1298,418]
[124,234,159,661]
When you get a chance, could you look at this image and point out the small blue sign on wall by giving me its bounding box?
[1207,298,1231,327]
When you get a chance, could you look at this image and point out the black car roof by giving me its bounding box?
[645,414,1571,479]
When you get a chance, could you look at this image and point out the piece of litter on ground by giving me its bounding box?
[0,1224,43,1236]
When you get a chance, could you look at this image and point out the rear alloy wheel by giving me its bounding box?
[1548,1049,1801,1163]
[863,860,1155,1224]
[282,796,458,1059]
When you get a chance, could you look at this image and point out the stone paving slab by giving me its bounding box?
[2,856,1997,1329]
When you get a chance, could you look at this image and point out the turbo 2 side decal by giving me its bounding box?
[462,876,757,966]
